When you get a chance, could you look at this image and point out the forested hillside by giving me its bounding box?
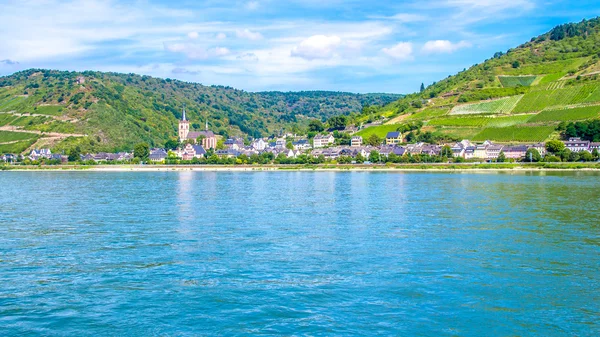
[0,70,400,153]
[360,17,600,143]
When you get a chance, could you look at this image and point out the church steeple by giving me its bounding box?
[178,104,190,143]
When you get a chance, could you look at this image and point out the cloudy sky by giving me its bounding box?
[0,0,598,93]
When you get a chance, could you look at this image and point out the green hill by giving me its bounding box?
[0,70,400,153]
[364,17,600,143]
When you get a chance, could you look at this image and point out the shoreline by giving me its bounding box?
[3,163,600,172]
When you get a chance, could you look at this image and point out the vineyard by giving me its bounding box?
[529,105,600,122]
[407,107,449,120]
[450,95,523,115]
[427,114,536,128]
[355,124,402,139]
[472,126,556,142]
[427,116,489,127]
[0,140,36,154]
[498,76,538,88]
[512,85,598,113]
[485,114,536,127]
[0,130,39,143]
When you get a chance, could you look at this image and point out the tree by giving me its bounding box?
[580,150,593,162]
[440,145,453,158]
[369,150,380,163]
[545,140,565,154]
[592,148,599,160]
[308,119,325,132]
[497,150,506,163]
[164,139,179,150]
[68,146,81,162]
[525,148,541,162]
[512,60,521,68]
[327,115,348,130]
[286,141,294,150]
[366,134,382,146]
[420,83,425,92]
[134,142,150,160]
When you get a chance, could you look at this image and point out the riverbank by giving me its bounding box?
[3,162,600,171]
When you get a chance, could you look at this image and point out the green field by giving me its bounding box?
[0,113,17,126]
[433,127,481,140]
[9,115,51,127]
[512,85,599,113]
[498,58,587,76]
[355,124,402,138]
[0,131,39,143]
[472,126,556,142]
[498,76,538,88]
[486,114,536,127]
[427,114,536,128]
[428,116,489,127]
[34,105,64,116]
[450,95,522,115]
[407,107,449,120]
[0,96,26,112]
[529,105,600,122]
[0,139,38,154]
[584,87,600,103]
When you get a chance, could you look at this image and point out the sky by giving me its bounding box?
[0,0,599,94]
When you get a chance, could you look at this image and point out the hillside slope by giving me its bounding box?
[364,17,600,143]
[0,70,400,153]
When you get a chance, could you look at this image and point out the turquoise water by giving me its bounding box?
[0,171,598,336]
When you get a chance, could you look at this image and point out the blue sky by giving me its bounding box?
[0,0,598,93]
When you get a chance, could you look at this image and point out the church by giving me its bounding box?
[178,108,217,149]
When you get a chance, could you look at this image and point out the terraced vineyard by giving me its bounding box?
[529,105,600,122]
[428,116,489,127]
[0,130,39,143]
[407,107,449,120]
[498,76,538,88]
[472,126,556,142]
[450,95,522,115]
[354,124,402,139]
[428,114,537,128]
[512,84,598,113]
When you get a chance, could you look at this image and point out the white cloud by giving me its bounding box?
[187,31,199,39]
[236,29,263,40]
[291,35,342,60]
[216,32,227,39]
[421,40,471,54]
[164,43,230,59]
[382,42,413,61]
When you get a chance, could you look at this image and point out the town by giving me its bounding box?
[3,112,600,165]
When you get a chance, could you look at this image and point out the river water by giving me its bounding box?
[0,171,598,336]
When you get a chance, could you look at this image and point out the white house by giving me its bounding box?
[313,134,335,148]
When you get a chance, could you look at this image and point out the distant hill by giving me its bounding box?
[361,17,600,143]
[0,70,401,153]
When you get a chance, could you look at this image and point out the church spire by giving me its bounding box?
[182,104,187,121]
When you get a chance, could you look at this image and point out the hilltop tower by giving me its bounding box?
[178,106,189,142]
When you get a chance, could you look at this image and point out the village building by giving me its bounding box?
[224,138,245,150]
[351,136,363,147]
[178,108,217,149]
[313,134,335,148]
[385,131,402,145]
[564,137,590,152]
[149,149,168,162]
[275,138,287,149]
[292,139,311,151]
[485,144,504,160]
[251,139,266,151]
[503,145,529,159]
